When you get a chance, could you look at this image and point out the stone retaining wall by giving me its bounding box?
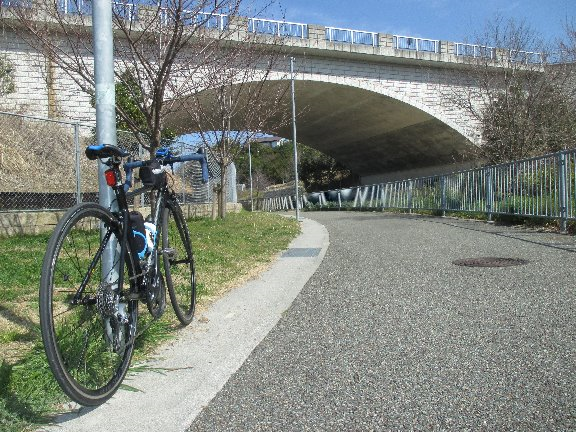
[0,203,242,237]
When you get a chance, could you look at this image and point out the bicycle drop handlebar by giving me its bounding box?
[85,144,209,192]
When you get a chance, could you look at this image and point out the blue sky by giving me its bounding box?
[258,0,575,46]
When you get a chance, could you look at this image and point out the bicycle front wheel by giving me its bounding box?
[162,201,196,325]
[39,203,138,406]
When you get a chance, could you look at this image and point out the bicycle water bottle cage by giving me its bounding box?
[85,144,130,160]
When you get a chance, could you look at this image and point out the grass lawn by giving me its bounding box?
[0,211,300,431]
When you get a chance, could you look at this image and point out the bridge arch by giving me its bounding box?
[167,74,480,183]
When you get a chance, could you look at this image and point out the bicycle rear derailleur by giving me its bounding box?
[96,282,132,353]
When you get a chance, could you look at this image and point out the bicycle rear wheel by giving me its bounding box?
[162,201,196,325]
[39,203,138,406]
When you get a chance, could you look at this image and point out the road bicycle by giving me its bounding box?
[39,143,209,406]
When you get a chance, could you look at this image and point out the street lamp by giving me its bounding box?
[92,0,118,280]
[290,57,301,221]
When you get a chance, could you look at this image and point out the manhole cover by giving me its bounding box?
[452,257,529,268]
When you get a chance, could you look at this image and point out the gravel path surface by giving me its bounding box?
[188,212,576,431]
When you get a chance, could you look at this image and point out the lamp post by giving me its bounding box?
[290,57,301,221]
[92,0,118,278]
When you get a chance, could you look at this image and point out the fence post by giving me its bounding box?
[408,180,413,213]
[74,123,81,204]
[485,168,493,222]
[382,184,388,209]
[559,152,568,233]
[440,176,446,217]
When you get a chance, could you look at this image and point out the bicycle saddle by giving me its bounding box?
[85,144,130,160]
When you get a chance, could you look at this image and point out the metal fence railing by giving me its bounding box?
[325,26,379,46]
[5,0,555,64]
[248,18,308,39]
[0,111,216,212]
[394,35,440,53]
[261,149,576,233]
[454,43,496,60]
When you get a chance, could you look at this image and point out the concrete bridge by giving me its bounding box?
[0,11,512,182]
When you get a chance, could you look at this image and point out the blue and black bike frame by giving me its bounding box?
[79,144,209,302]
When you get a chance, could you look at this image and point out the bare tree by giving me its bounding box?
[178,28,292,218]
[445,16,576,164]
[1,0,259,156]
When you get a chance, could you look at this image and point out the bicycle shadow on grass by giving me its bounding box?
[0,359,60,428]
[0,304,38,340]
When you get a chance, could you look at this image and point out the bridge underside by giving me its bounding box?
[168,81,477,181]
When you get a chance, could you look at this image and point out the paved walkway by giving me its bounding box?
[189,212,576,431]
[43,212,576,431]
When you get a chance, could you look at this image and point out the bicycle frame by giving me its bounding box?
[103,159,142,299]
[82,144,209,301]
[67,157,140,305]
[107,160,172,299]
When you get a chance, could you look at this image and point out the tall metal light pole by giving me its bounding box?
[248,140,254,211]
[290,57,301,221]
[93,0,118,208]
[92,0,118,276]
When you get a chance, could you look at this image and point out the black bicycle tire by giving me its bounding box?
[162,200,196,325]
[39,202,137,406]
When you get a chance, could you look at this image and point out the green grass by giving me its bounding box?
[0,232,49,302]
[0,210,300,431]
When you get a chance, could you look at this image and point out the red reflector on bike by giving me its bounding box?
[105,169,117,187]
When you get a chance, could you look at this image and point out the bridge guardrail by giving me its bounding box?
[454,43,496,59]
[248,18,308,39]
[25,0,556,64]
[325,26,378,46]
[509,49,544,64]
[394,35,440,53]
[261,149,576,233]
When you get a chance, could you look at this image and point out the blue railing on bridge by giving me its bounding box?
[261,149,576,233]
[9,0,557,64]
[160,9,227,29]
[248,18,308,39]
[394,35,440,53]
[509,49,544,64]
[454,43,496,59]
[453,43,546,64]
[325,26,379,47]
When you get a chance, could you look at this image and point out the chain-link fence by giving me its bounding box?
[0,111,231,211]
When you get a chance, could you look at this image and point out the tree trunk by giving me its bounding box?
[219,164,227,219]
[211,185,219,220]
